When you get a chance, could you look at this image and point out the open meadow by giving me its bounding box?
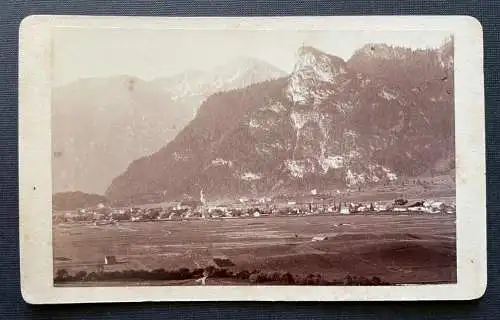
[53,214,456,286]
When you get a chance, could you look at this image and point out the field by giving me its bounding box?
[53,214,456,286]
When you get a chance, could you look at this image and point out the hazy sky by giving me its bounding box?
[53,28,451,87]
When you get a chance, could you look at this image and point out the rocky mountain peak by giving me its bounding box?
[287,46,348,105]
[437,36,454,70]
[354,43,411,61]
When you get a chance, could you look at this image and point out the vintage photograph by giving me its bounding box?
[18,15,486,303]
[51,27,457,287]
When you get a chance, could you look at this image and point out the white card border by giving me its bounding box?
[19,15,486,304]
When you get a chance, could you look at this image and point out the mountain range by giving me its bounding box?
[105,37,454,205]
[52,58,285,194]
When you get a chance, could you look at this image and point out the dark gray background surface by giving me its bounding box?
[0,1,498,318]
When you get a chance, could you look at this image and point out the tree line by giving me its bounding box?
[54,266,391,286]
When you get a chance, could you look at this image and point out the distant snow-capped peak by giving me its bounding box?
[151,57,286,101]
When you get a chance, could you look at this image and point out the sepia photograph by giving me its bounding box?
[19,15,485,303]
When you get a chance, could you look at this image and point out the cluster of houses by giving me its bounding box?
[347,198,455,214]
[52,196,456,225]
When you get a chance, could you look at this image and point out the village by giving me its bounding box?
[53,192,456,225]
[52,184,457,286]
[53,191,457,286]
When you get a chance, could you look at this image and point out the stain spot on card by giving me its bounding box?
[128,78,136,92]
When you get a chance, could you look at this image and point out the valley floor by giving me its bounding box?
[53,214,456,286]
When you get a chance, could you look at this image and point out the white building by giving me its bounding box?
[340,206,350,215]
[239,197,249,203]
[312,235,328,241]
[104,255,116,265]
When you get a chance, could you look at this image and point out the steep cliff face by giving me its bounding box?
[106,39,454,205]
